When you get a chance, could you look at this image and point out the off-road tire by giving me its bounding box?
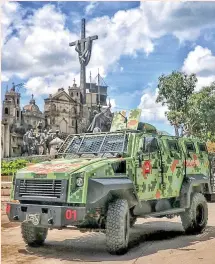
[106,199,130,255]
[21,222,48,247]
[130,216,137,227]
[180,192,208,235]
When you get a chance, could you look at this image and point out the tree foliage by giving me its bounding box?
[156,71,197,136]
[186,82,215,141]
[156,71,215,142]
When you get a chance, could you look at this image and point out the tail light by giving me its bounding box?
[6,203,11,214]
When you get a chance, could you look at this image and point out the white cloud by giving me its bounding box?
[2,2,215,96]
[25,72,80,97]
[85,2,99,15]
[182,45,215,90]
[1,2,21,44]
[138,88,168,122]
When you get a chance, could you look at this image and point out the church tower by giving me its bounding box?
[2,83,21,125]
[68,79,82,103]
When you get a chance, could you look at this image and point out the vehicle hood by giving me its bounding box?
[16,157,124,178]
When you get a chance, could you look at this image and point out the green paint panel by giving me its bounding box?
[10,115,211,207]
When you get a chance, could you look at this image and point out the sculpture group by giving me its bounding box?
[21,122,63,156]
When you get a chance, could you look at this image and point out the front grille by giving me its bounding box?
[15,179,68,202]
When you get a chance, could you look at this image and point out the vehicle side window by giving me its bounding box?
[167,140,179,152]
[198,143,207,152]
[185,142,196,152]
[143,137,158,153]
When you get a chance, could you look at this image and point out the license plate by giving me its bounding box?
[26,213,41,226]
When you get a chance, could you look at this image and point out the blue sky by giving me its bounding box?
[1,1,215,134]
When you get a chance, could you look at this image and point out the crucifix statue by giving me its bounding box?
[69,18,98,104]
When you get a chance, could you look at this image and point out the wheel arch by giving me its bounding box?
[86,176,139,211]
[180,174,211,208]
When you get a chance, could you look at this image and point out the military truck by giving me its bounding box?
[6,109,214,255]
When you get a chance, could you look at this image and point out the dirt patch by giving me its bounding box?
[1,244,37,264]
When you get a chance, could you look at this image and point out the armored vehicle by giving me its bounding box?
[6,109,214,254]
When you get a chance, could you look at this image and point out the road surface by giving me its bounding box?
[1,202,215,264]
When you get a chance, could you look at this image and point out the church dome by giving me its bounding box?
[23,94,41,113]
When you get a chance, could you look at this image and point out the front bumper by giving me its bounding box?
[6,203,86,228]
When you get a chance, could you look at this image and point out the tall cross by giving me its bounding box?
[69,18,98,104]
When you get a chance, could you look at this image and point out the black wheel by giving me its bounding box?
[180,192,208,235]
[130,216,137,227]
[106,199,130,255]
[21,222,48,247]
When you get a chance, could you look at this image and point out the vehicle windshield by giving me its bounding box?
[60,132,128,158]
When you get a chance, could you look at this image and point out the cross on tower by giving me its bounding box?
[69,18,98,104]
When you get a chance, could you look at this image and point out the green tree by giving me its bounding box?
[186,82,215,141]
[156,71,197,136]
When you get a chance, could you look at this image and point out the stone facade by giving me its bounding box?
[22,95,45,130]
[1,79,109,157]
[1,86,45,157]
[44,84,82,134]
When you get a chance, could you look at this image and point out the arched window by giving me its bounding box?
[17,98,19,104]
[17,111,19,117]
[71,92,73,97]
[77,92,78,96]
[5,108,9,114]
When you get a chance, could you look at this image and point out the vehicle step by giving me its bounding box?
[144,208,185,217]
[205,193,215,202]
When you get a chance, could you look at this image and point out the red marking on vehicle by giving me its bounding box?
[6,204,11,214]
[142,160,151,178]
[171,160,179,173]
[193,154,197,160]
[65,209,77,221]
[184,159,200,167]
[127,120,138,126]
[27,163,83,174]
[156,190,161,199]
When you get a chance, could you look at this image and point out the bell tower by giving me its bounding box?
[2,83,21,125]
[68,79,81,103]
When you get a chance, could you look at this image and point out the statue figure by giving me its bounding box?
[87,104,112,133]
[39,129,48,155]
[26,129,34,155]
[45,130,55,155]
[49,131,64,156]
[22,131,30,156]
[75,37,93,66]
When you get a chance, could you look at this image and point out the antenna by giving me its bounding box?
[98,68,101,111]
[90,71,92,109]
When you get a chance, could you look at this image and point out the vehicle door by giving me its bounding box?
[180,139,201,176]
[162,137,185,198]
[136,135,162,200]
[195,141,210,177]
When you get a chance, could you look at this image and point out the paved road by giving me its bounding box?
[1,203,215,264]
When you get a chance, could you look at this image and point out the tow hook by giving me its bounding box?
[13,215,19,220]
[48,218,54,224]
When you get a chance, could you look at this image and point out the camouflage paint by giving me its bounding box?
[110,110,127,132]
[136,135,161,200]
[127,109,142,130]
[161,137,185,198]
[11,118,211,206]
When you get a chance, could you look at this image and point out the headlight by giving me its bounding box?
[76,177,84,187]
